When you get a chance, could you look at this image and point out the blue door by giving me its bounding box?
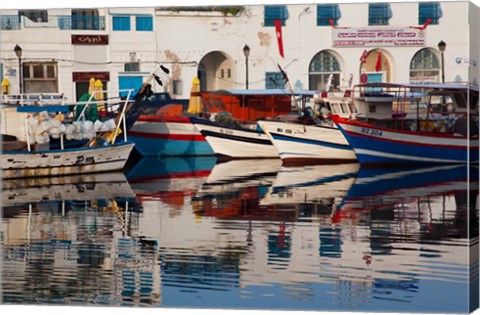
[366,73,383,93]
[119,76,143,97]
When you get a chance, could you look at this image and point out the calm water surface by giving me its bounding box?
[2,157,478,313]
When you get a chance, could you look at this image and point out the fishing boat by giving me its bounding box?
[190,89,317,159]
[130,88,300,157]
[1,89,136,179]
[260,94,357,165]
[129,115,214,157]
[332,83,479,165]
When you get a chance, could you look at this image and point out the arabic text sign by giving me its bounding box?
[333,28,425,47]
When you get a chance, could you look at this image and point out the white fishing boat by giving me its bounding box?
[189,89,318,159]
[190,116,278,159]
[260,96,357,165]
[1,89,136,179]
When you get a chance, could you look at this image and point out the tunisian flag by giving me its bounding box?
[273,19,284,58]
[375,51,382,72]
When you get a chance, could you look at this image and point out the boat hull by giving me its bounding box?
[335,119,479,165]
[128,115,214,157]
[1,142,134,179]
[260,120,357,165]
[191,117,278,159]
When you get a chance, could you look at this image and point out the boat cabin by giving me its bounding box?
[191,89,318,122]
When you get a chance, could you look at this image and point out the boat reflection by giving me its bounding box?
[261,163,360,218]
[127,157,217,204]
[193,159,284,219]
[338,164,478,228]
[3,172,134,208]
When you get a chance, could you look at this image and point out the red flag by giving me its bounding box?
[273,19,284,58]
[360,50,369,63]
[375,51,382,72]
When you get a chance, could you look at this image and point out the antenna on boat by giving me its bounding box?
[276,63,300,109]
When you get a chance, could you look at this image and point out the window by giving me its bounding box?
[410,48,440,83]
[419,2,442,25]
[264,5,288,27]
[22,62,58,93]
[18,10,48,22]
[124,62,140,72]
[136,16,153,31]
[266,72,286,89]
[173,80,183,96]
[309,50,341,91]
[317,4,341,26]
[113,16,130,31]
[71,9,102,30]
[368,3,392,26]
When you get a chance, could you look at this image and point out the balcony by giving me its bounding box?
[1,15,106,31]
[0,15,21,30]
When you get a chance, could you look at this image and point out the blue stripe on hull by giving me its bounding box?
[342,131,475,164]
[129,136,214,157]
[270,132,351,151]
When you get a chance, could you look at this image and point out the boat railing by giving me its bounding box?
[73,89,134,124]
[21,89,134,151]
[1,93,67,106]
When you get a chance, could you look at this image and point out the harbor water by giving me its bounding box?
[1,157,478,313]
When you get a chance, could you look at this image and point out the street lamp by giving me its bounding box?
[438,40,446,83]
[14,44,23,94]
[243,44,250,90]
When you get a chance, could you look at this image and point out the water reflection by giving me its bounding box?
[1,159,478,313]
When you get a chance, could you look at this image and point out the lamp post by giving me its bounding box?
[243,44,250,90]
[438,40,446,83]
[14,44,23,94]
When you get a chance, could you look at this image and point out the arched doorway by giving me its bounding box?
[308,50,342,91]
[197,51,235,91]
[409,48,441,83]
[359,49,392,84]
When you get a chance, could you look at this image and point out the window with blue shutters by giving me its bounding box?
[112,16,130,31]
[265,72,286,89]
[136,16,153,31]
[419,2,442,25]
[368,3,392,26]
[317,4,341,26]
[264,5,288,27]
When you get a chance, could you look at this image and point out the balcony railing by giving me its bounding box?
[1,15,106,30]
[0,15,21,30]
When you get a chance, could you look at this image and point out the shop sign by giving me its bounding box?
[333,28,425,47]
[72,72,110,82]
[71,35,109,45]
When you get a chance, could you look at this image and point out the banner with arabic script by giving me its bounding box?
[332,28,426,47]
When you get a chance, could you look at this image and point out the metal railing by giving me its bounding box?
[0,15,21,30]
[2,15,106,30]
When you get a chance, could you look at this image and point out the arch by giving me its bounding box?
[409,48,441,83]
[359,49,393,84]
[308,50,343,91]
[197,51,236,92]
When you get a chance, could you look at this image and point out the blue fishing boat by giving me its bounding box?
[333,83,479,165]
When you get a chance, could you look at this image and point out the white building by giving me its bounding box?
[0,1,479,102]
